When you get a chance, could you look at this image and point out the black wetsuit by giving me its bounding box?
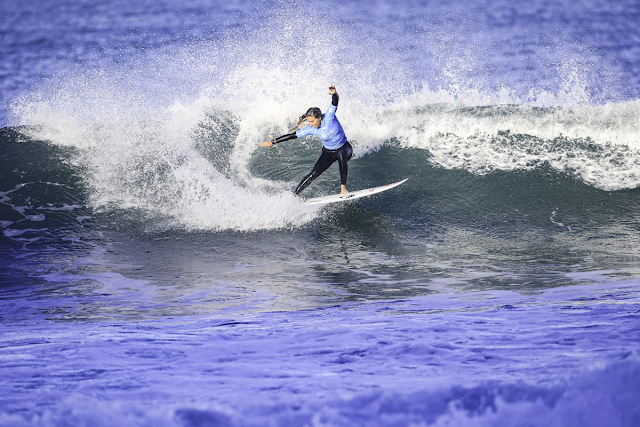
[271,93,353,195]
[295,141,353,194]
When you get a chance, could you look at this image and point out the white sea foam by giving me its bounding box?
[346,88,640,190]
[14,61,321,232]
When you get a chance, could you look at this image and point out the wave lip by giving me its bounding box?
[360,97,640,191]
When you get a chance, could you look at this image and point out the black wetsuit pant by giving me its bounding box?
[294,141,353,195]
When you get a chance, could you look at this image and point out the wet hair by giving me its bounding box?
[290,107,322,132]
[304,107,322,119]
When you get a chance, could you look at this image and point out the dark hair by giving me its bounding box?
[304,107,322,119]
[290,107,322,132]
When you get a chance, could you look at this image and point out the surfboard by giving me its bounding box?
[306,179,408,205]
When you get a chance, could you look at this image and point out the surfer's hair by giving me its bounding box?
[290,107,322,132]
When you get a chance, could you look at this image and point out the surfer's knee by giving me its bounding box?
[294,171,318,194]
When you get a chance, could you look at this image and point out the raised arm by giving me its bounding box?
[329,85,338,106]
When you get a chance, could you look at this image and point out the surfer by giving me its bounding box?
[259,85,353,195]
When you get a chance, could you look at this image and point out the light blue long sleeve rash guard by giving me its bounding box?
[295,103,347,150]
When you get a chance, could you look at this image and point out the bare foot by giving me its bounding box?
[340,185,348,195]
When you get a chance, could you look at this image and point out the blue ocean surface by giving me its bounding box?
[1,0,640,426]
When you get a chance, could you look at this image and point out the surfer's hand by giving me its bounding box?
[328,85,336,95]
[259,135,278,147]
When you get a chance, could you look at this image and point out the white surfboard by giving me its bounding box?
[306,179,408,205]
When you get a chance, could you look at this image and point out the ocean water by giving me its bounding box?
[2,0,640,426]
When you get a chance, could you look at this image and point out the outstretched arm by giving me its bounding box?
[258,133,298,148]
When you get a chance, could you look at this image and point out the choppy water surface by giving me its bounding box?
[1,0,640,426]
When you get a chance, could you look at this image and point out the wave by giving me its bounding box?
[5,9,640,232]
[391,101,640,191]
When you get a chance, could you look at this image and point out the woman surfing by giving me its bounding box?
[259,85,353,195]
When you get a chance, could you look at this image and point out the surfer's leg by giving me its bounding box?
[336,141,353,187]
[294,149,336,195]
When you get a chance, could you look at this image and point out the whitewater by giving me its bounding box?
[1,0,640,426]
